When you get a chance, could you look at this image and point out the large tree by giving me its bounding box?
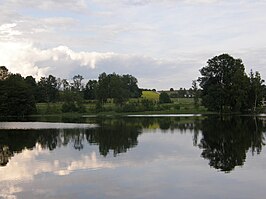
[198,54,249,112]
[0,74,36,116]
[96,72,109,103]
[37,75,59,103]
[96,73,140,105]
[84,80,97,100]
[122,74,141,98]
[72,74,84,91]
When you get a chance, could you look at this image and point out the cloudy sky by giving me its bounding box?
[0,0,266,89]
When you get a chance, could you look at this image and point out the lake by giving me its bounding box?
[0,115,266,199]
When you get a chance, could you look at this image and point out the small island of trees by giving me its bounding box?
[0,53,265,117]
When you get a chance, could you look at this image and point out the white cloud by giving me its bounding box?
[95,0,219,6]
[184,0,218,4]
[0,185,22,199]
[0,42,116,79]
[1,41,193,88]
[0,147,114,182]
[0,23,22,41]
[4,0,87,11]
[1,0,266,88]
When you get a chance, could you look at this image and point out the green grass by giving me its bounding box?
[35,97,209,116]
[141,91,160,101]
[36,103,62,115]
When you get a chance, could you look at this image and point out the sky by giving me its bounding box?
[0,0,266,89]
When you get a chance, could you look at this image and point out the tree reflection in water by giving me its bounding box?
[0,120,142,166]
[0,116,265,173]
[198,116,265,172]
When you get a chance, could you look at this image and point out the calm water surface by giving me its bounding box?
[0,116,266,199]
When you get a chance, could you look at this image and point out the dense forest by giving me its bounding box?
[0,53,265,116]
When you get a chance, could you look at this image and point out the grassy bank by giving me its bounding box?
[35,97,208,117]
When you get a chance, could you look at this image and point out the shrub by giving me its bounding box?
[123,102,138,112]
[141,99,155,111]
[159,92,171,104]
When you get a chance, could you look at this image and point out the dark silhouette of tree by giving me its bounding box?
[61,75,85,113]
[0,74,36,117]
[37,75,59,103]
[0,116,265,174]
[85,119,141,156]
[191,80,200,109]
[96,72,109,103]
[72,74,84,91]
[248,70,265,112]
[198,116,265,172]
[198,54,249,112]
[84,80,97,100]
[96,72,140,106]
[25,76,38,100]
[122,74,141,98]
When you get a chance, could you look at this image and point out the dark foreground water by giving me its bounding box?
[1,115,266,199]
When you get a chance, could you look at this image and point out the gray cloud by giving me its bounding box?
[1,0,266,89]
[0,41,202,89]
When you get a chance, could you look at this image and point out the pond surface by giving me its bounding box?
[0,115,266,199]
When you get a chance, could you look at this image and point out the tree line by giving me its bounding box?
[0,71,142,116]
[0,53,265,116]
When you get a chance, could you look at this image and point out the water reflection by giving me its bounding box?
[0,116,266,173]
[86,120,141,156]
[198,116,266,172]
[0,120,142,166]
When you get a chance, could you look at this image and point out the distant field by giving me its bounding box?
[141,91,160,101]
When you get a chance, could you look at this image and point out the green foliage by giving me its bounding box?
[96,73,140,105]
[159,92,171,104]
[191,80,200,109]
[248,70,265,112]
[62,102,77,113]
[199,54,250,113]
[37,75,59,103]
[72,74,84,91]
[141,99,155,111]
[25,76,38,101]
[0,67,209,115]
[0,74,36,117]
[95,101,103,113]
[36,103,61,115]
[96,72,109,103]
[61,90,85,113]
[122,74,141,98]
[84,80,97,100]
[122,102,139,112]
[174,104,181,110]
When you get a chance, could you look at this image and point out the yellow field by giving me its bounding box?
[141,91,160,101]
